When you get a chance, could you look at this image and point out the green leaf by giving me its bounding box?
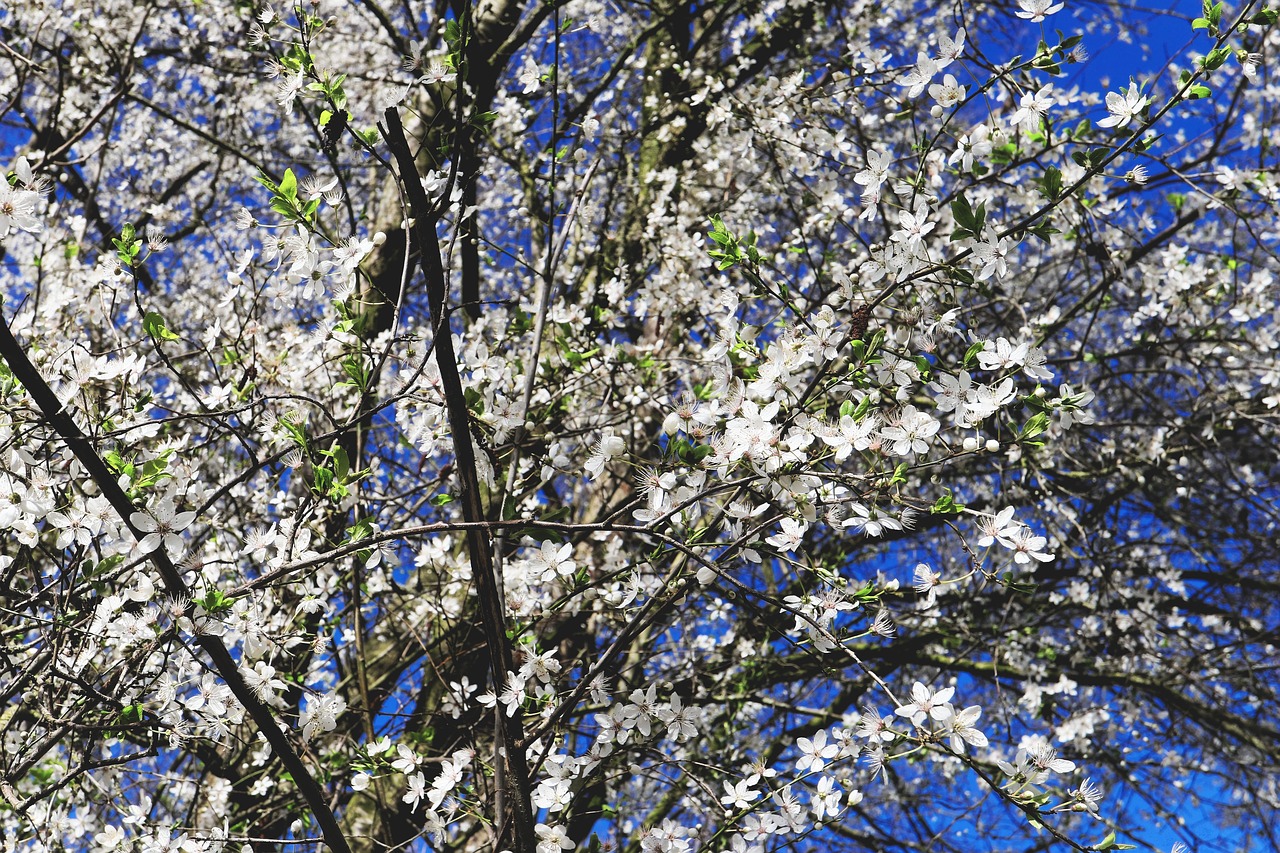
[1028,221,1061,243]
[312,465,335,496]
[990,142,1018,165]
[96,554,126,576]
[962,340,986,369]
[104,450,130,476]
[197,588,234,616]
[929,489,965,515]
[1201,47,1231,71]
[1021,412,1050,444]
[1042,166,1063,200]
[688,444,712,463]
[331,446,350,481]
[116,703,144,725]
[950,192,986,236]
[708,215,732,244]
[1096,831,1117,851]
[113,222,142,266]
[564,345,600,370]
[143,311,181,342]
[279,415,308,450]
[914,355,932,381]
[278,168,298,202]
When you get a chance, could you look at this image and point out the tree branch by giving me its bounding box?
[0,312,353,853]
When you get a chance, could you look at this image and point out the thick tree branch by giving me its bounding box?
[0,313,353,853]
[379,105,537,853]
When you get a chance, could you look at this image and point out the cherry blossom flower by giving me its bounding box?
[913,562,941,595]
[1054,384,1097,429]
[972,236,1013,281]
[0,182,41,236]
[766,516,808,552]
[977,337,1030,372]
[855,704,896,743]
[241,524,277,562]
[1007,526,1055,564]
[518,55,542,94]
[894,681,956,726]
[950,125,993,171]
[891,205,936,251]
[585,430,626,478]
[47,504,99,550]
[1028,741,1076,774]
[94,825,125,849]
[390,743,420,775]
[240,661,287,707]
[1022,347,1054,381]
[494,675,527,716]
[900,53,941,98]
[1097,82,1148,128]
[519,648,562,684]
[1125,165,1150,185]
[946,705,989,752]
[1061,777,1104,815]
[976,507,1019,547]
[854,149,892,189]
[928,74,966,109]
[622,684,659,737]
[881,406,940,456]
[536,823,574,853]
[442,676,478,719]
[1009,84,1055,133]
[130,497,196,557]
[424,60,456,84]
[841,503,904,538]
[529,540,576,581]
[721,777,761,811]
[870,609,897,636]
[936,28,966,66]
[275,70,306,111]
[795,729,839,772]
[812,775,843,820]
[403,772,427,810]
[658,694,698,741]
[1240,52,1262,80]
[821,412,881,461]
[299,691,347,741]
[1016,0,1064,22]
[635,466,677,507]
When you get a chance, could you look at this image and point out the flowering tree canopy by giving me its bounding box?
[1,1,1278,852]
